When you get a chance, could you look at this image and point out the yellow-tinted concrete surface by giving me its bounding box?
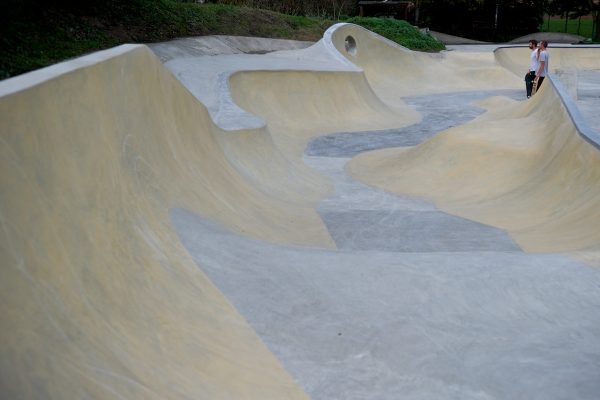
[2,22,600,398]
[229,70,420,160]
[0,45,320,399]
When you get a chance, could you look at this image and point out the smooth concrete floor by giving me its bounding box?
[172,89,600,399]
[172,211,600,400]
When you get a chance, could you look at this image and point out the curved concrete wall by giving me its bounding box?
[0,44,322,399]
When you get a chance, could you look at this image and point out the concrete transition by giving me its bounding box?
[509,31,587,44]
[1,24,600,399]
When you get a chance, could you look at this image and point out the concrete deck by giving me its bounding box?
[2,25,600,399]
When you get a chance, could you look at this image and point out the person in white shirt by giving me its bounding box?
[525,39,538,98]
[534,40,549,93]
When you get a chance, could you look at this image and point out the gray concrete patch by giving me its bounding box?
[171,208,600,400]
[305,156,436,213]
[305,90,522,158]
[319,210,520,252]
[303,156,519,253]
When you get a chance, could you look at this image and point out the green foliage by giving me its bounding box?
[1,1,444,79]
[418,0,545,41]
[0,10,119,79]
[286,14,320,29]
[539,16,594,38]
[213,0,356,18]
[543,0,600,40]
[345,17,445,52]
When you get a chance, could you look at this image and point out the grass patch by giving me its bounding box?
[1,1,444,79]
[1,16,120,79]
[345,17,445,52]
[539,17,594,38]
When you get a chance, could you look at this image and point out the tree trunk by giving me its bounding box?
[592,10,600,42]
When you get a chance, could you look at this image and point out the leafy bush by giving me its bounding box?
[345,17,444,52]
[213,0,356,18]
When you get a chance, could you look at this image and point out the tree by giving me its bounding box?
[417,0,545,41]
[547,0,598,38]
[414,0,423,25]
[551,0,590,32]
[590,0,600,40]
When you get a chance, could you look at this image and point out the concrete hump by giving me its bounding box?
[510,31,587,44]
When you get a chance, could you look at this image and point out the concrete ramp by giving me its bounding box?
[2,23,600,399]
[0,44,316,399]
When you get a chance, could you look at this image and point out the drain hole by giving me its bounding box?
[344,35,357,56]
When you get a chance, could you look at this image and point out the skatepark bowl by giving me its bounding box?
[2,23,600,399]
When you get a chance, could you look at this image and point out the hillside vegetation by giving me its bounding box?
[1,0,443,79]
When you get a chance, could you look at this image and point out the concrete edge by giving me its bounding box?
[322,23,366,69]
[215,69,266,131]
[548,73,600,150]
[495,45,600,151]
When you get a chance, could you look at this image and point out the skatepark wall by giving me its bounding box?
[0,44,320,399]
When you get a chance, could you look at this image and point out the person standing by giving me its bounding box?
[533,40,549,94]
[525,39,538,98]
